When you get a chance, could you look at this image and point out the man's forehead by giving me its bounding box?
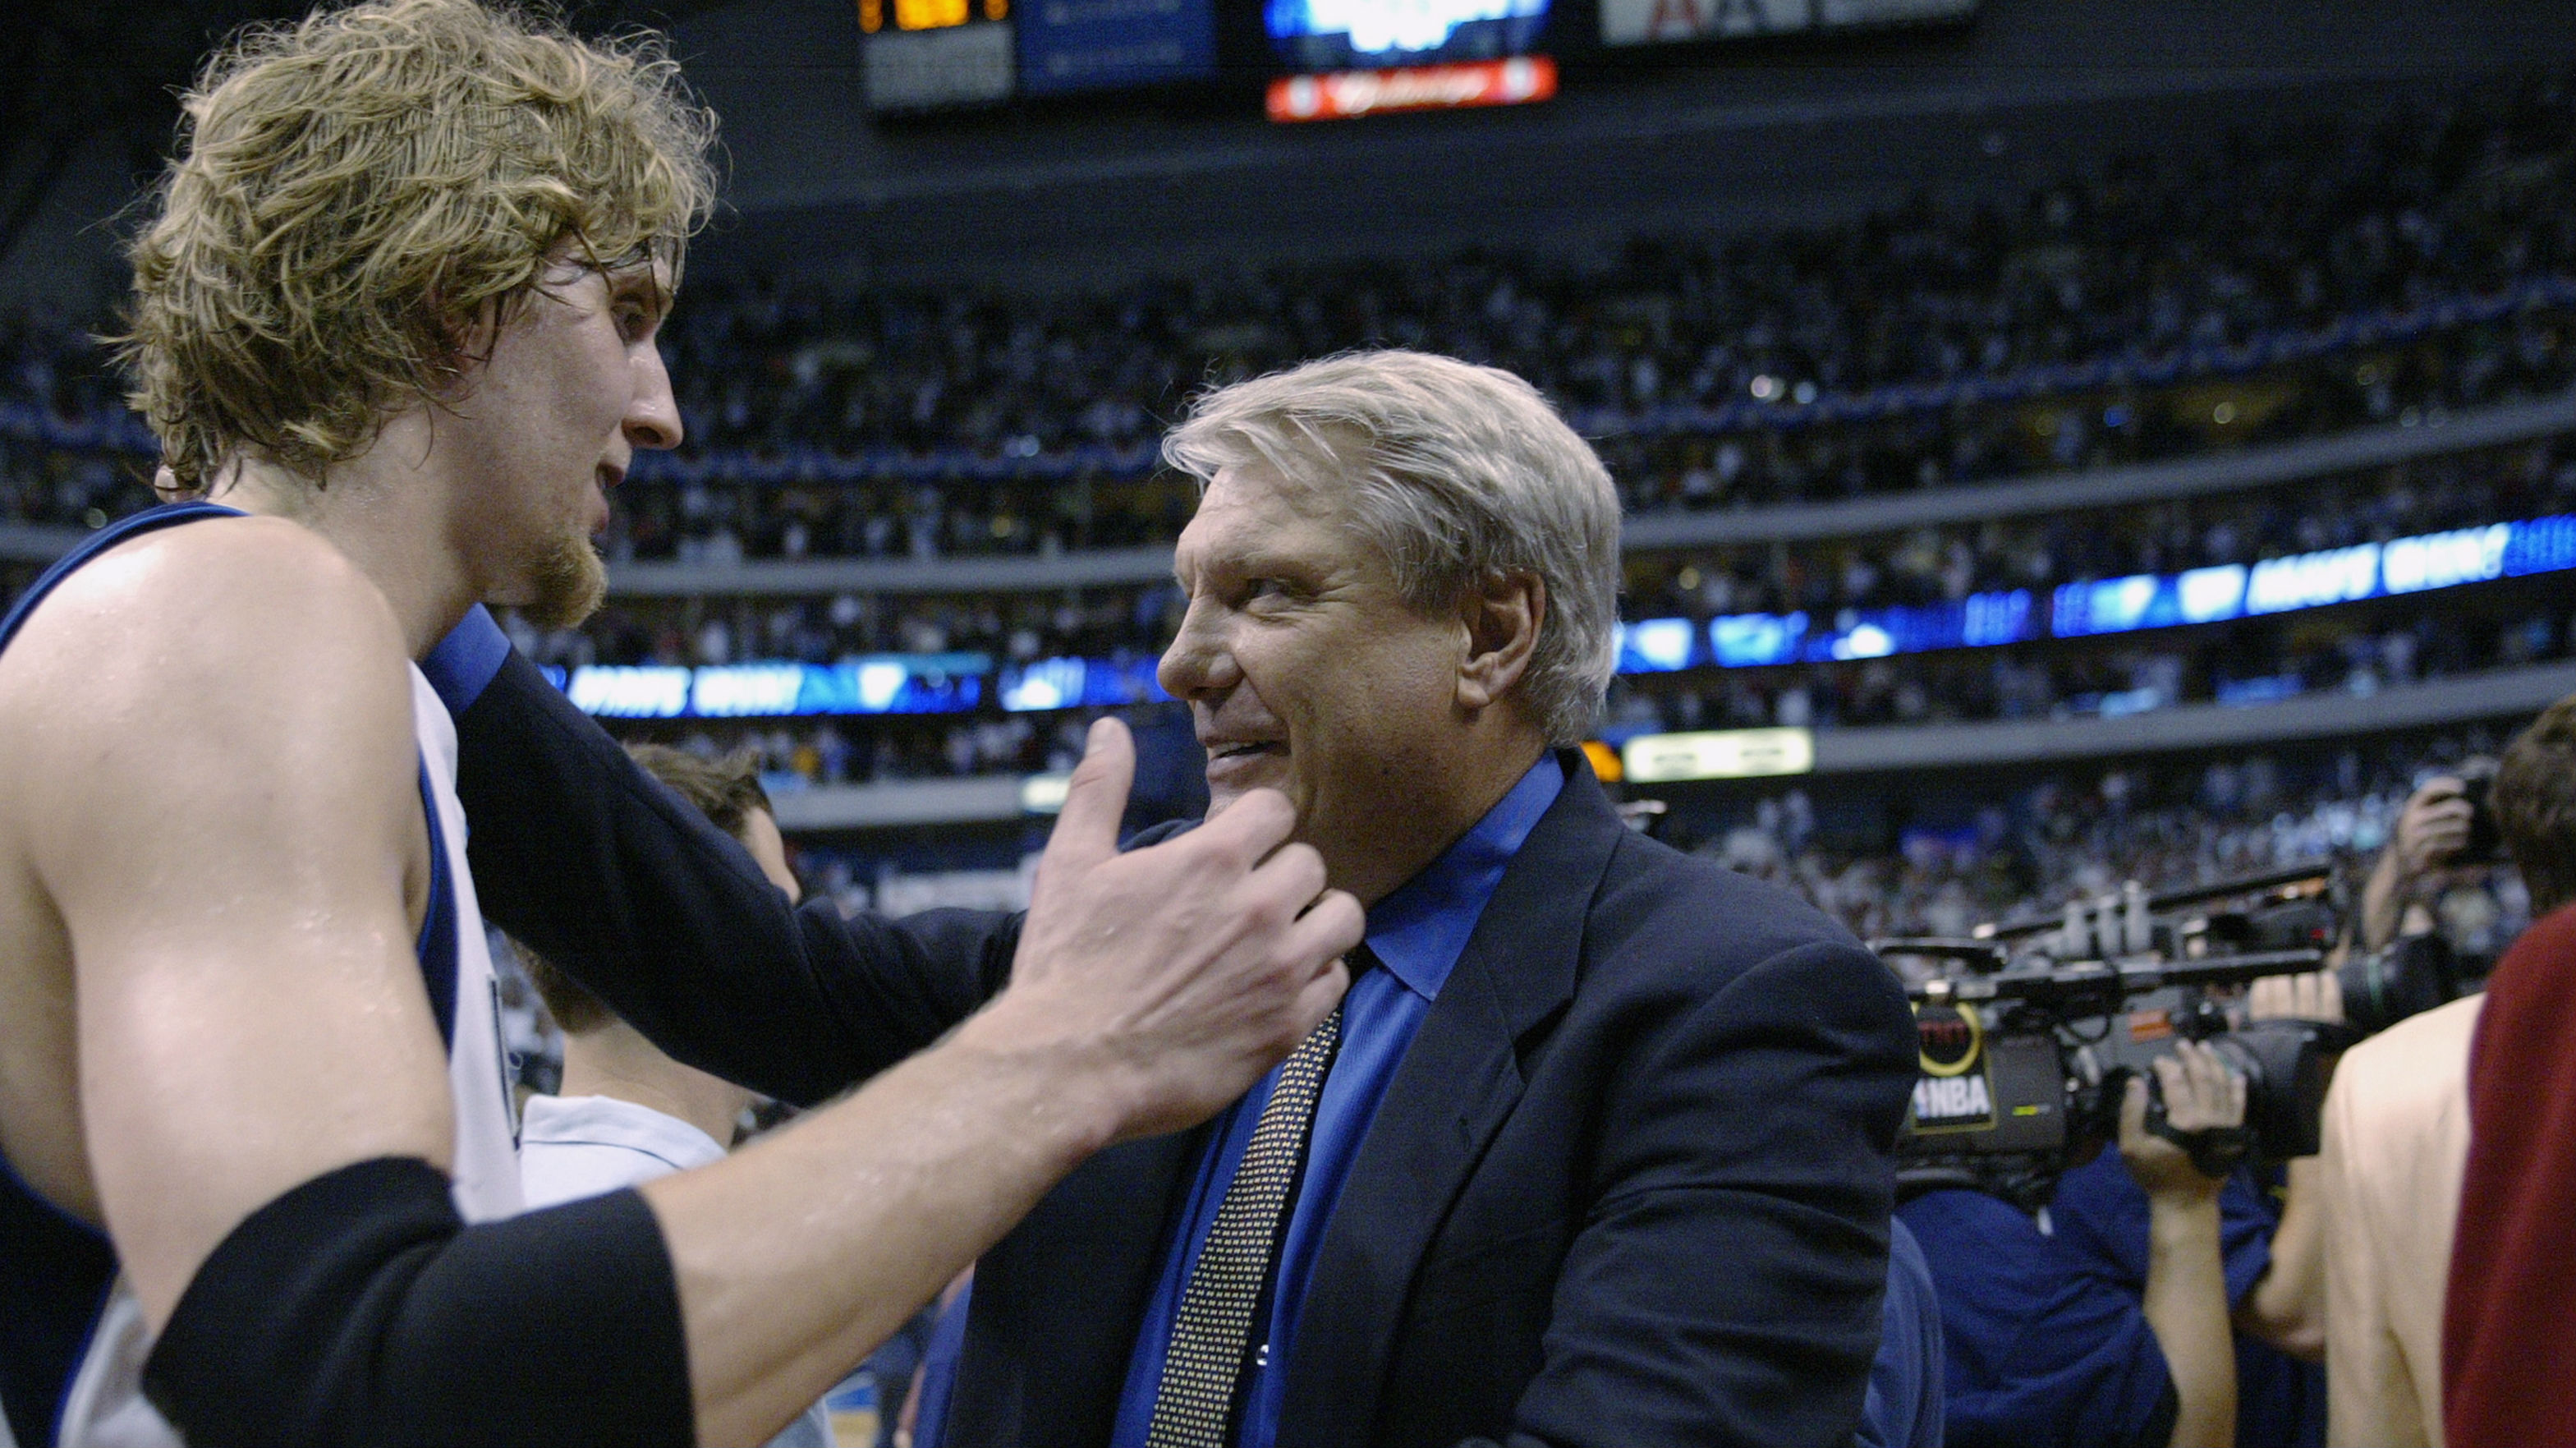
[1198,462,1350,527]
[1185,464,1328,538]
[1175,464,1382,583]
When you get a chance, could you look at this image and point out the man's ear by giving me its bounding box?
[425,290,504,403]
[1458,571,1545,714]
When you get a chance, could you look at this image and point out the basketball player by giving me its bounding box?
[0,5,1357,1447]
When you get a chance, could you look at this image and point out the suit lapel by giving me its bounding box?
[1273,755,1624,1447]
[957,1125,1207,1448]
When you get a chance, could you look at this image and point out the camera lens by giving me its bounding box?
[2340,933,2463,1037]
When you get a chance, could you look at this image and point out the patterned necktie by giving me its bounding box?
[1143,952,1366,1448]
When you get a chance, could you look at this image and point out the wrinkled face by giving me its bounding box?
[1159,464,1465,873]
[440,255,681,627]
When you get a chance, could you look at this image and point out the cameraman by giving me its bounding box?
[1901,1041,2250,1447]
[2044,994,2330,1448]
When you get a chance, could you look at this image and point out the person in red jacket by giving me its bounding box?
[2444,701,2576,1448]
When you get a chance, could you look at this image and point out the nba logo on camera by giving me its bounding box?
[1908,1003,1997,1133]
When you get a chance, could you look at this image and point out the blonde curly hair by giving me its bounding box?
[119,0,719,491]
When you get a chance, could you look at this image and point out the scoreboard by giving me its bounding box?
[856,0,1975,115]
[861,0,1219,109]
[1597,0,1974,48]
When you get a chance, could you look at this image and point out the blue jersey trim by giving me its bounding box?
[416,761,459,1049]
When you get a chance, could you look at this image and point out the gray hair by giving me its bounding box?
[1163,350,1622,744]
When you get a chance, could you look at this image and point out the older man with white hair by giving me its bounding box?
[434,349,1918,1448]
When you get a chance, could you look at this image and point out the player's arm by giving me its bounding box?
[641,724,1357,1442]
[8,518,461,1330]
[434,612,1002,1106]
[2317,1066,2422,1446]
[13,528,1362,1447]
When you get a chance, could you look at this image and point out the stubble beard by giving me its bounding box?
[521,528,608,629]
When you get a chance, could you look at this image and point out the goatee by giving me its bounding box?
[522,532,608,629]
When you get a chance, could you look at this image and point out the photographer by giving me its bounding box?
[1901,1040,2252,1448]
[2358,773,2486,954]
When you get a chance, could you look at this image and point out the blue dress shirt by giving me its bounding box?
[1107,754,1566,1448]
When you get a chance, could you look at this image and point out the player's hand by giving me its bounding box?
[2120,1041,2247,1202]
[2246,969,2343,1024]
[2392,777,2473,880]
[969,717,1360,1142]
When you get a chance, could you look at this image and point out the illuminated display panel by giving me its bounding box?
[1267,0,1551,71]
[555,655,990,719]
[1019,0,1218,95]
[538,521,2576,722]
[858,0,1008,33]
[999,656,1173,712]
[1260,0,1556,123]
[859,0,1015,111]
[1599,0,1974,48]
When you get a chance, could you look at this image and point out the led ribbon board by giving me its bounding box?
[998,655,1172,712]
[1614,513,2576,676]
[560,655,989,719]
[1263,0,1555,122]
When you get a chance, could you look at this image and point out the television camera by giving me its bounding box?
[1873,862,2479,1209]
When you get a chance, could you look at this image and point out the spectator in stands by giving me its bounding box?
[2441,696,2576,1448]
[13,76,2576,544]
[514,743,830,1448]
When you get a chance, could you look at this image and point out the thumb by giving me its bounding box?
[1040,717,1136,884]
[2119,1073,2148,1141]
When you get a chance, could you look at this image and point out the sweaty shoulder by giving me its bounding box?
[0,516,418,875]
[2,515,406,711]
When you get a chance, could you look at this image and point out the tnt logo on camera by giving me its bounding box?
[1909,1002,1998,1133]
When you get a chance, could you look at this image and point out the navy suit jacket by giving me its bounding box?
[451,648,1917,1448]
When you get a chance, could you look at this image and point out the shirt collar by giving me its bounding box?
[519,1092,729,1172]
[1363,753,1565,1004]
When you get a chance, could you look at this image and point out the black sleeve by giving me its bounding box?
[144,1157,691,1448]
[451,647,1021,1107]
